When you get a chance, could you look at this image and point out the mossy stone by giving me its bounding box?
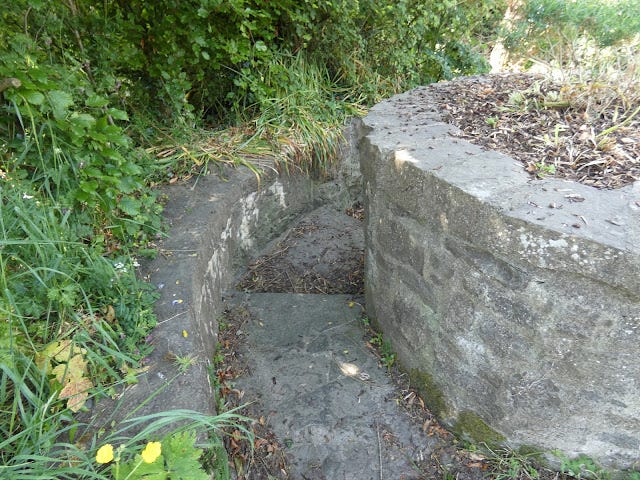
[409,368,449,417]
[453,411,506,448]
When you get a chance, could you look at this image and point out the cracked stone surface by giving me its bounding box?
[229,292,438,480]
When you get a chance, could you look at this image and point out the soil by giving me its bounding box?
[428,73,639,189]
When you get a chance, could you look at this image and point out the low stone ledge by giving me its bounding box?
[96,168,324,431]
[359,82,640,471]
[89,120,363,438]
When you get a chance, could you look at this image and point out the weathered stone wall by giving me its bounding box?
[359,83,640,470]
[106,117,361,434]
[103,168,325,434]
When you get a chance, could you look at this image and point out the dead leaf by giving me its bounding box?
[564,194,585,202]
[105,305,116,322]
[422,419,432,432]
[59,376,94,412]
[52,354,88,383]
[254,438,268,449]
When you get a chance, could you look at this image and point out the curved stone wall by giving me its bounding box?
[359,81,640,470]
[100,119,363,436]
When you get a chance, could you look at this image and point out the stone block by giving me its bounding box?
[360,81,640,471]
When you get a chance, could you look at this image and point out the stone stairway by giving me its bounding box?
[222,206,439,479]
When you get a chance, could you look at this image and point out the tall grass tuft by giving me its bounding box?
[248,52,366,174]
[145,51,367,179]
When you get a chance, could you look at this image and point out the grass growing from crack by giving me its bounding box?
[485,447,545,480]
[360,317,397,370]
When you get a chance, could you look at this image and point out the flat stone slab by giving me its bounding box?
[229,292,437,480]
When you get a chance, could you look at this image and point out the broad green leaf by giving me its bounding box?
[85,95,109,108]
[82,166,104,177]
[121,162,142,176]
[118,456,167,480]
[70,112,96,128]
[107,107,129,121]
[48,90,74,119]
[119,196,141,216]
[23,90,45,105]
[101,147,123,161]
[119,175,142,194]
[163,431,208,480]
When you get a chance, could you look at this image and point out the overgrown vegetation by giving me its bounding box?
[505,0,640,60]
[1,0,638,477]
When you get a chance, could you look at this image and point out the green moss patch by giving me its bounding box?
[453,411,506,448]
[409,369,449,417]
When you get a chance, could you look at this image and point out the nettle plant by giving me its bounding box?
[0,29,160,244]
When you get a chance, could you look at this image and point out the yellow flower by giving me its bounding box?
[96,444,114,464]
[140,441,162,464]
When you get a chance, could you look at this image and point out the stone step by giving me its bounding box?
[227,292,437,480]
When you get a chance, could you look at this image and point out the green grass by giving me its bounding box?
[144,52,367,180]
[0,144,241,478]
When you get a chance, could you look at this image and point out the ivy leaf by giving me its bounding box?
[163,431,209,480]
[48,90,74,120]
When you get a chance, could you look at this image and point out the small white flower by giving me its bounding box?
[132,259,140,268]
[22,193,34,199]
[113,262,127,273]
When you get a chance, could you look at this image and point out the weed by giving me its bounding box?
[368,332,397,370]
[533,162,557,178]
[486,447,543,480]
[558,453,605,479]
[486,116,499,127]
[166,352,199,374]
[379,340,397,369]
